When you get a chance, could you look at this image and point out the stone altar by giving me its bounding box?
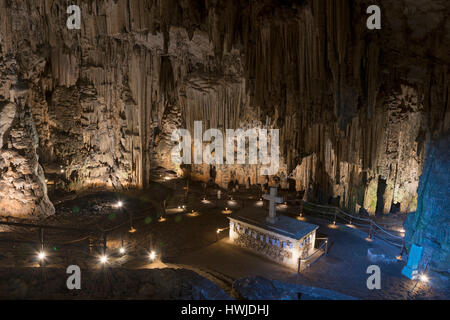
[228,188,319,270]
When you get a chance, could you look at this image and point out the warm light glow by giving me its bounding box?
[38,251,46,261]
[129,227,137,233]
[116,201,123,208]
[221,207,232,215]
[149,251,156,261]
[419,274,429,283]
[158,217,166,222]
[119,247,126,254]
[60,169,65,173]
[187,210,199,217]
[164,176,171,180]
[217,229,221,234]
[99,255,108,264]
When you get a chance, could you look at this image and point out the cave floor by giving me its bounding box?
[174,218,448,300]
[0,178,448,300]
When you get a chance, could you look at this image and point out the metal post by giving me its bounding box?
[89,237,94,255]
[39,228,45,267]
[39,228,44,252]
[102,232,107,255]
[325,240,328,256]
[148,234,153,251]
[398,239,405,259]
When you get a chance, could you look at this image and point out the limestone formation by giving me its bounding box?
[404,135,450,278]
[0,0,448,222]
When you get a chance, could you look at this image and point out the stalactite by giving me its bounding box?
[0,0,448,219]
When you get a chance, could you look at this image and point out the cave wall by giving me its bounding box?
[404,134,450,280]
[0,0,448,218]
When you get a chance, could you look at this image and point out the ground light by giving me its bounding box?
[119,247,126,254]
[99,255,108,264]
[116,201,123,208]
[149,251,156,261]
[419,274,429,283]
[38,251,46,261]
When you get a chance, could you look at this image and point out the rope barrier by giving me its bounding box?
[300,200,404,248]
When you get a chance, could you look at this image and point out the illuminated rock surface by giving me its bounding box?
[0,267,230,299]
[0,1,448,218]
[0,0,448,287]
[404,135,450,285]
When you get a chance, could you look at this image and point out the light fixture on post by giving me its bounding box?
[222,207,232,215]
[119,238,126,255]
[99,255,108,264]
[419,274,429,283]
[149,251,156,261]
[38,251,46,262]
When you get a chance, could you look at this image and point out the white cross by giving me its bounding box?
[263,187,283,224]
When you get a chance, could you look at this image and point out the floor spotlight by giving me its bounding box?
[419,274,429,283]
[99,255,108,264]
[38,251,46,261]
[149,251,156,261]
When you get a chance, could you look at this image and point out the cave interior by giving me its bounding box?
[0,0,448,300]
